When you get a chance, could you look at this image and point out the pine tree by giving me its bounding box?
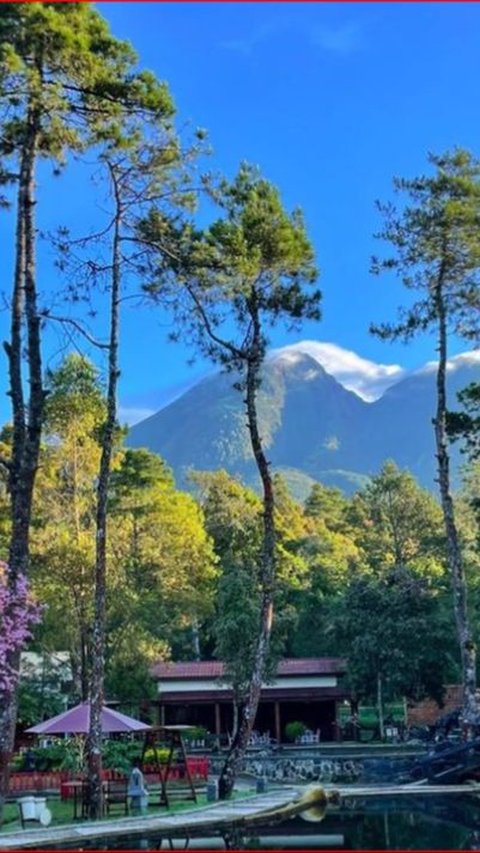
[0,2,176,818]
[139,163,321,796]
[371,149,480,732]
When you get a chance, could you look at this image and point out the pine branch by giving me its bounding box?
[39,312,109,350]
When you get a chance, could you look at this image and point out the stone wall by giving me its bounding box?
[210,751,363,783]
[209,749,419,784]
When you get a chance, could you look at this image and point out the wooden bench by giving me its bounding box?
[104,780,129,816]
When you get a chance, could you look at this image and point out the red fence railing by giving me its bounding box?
[10,757,209,794]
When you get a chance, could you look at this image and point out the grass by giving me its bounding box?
[1,787,255,835]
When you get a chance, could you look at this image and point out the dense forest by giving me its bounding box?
[2,366,473,696]
[1,372,475,719]
[1,2,480,813]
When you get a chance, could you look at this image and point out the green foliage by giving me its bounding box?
[26,395,463,717]
[347,461,445,574]
[27,358,217,701]
[29,356,109,693]
[193,471,264,696]
[371,149,480,723]
[29,741,78,772]
[371,149,480,345]
[304,483,350,532]
[183,725,209,742]
[284,721,306,742]
[330,466,455,706]
[102,739,142,774]
[338,703,405,726]
[110,449,174,508]
[17,682,67,729]
[139,162,321,375]
[19,737,142,774]
[44,355,106,439]
[0,3,174,169]
[334,566,455,705]
[195,471,304,694]
[142,746,169,766]
[448,381,480,465]
[106,450,218,675]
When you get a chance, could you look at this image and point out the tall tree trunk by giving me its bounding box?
[6,112,42,582]
[232,698,239,742]
[79,619,89,702]
[218,330,275,799]
[87,170,121,819]
[0,174,25,824]
[433,280,478,732]
[0,110,42,822]
[377,672,385,741]
[192,620,201,661]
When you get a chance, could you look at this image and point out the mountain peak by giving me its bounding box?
[270,341,405,401]
[127,338,480,497]
[271,349,327,379]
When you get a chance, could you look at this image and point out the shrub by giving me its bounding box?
[142,746,170,766]
[102,740,143,774]
[285,721,306,742]
[184,726,208,743]
[10,753,25,771]
[31,743,70,771]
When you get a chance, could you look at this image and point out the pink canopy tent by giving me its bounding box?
[26,702,151,735]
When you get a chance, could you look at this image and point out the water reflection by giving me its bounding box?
[33,795,480,851]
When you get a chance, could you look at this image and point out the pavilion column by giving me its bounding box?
[215,703,221,737]
[159,704,165,726]
[274,701,281,744]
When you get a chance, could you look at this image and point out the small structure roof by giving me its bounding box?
[151,657,347,680]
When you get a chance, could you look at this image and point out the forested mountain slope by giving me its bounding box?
[128,348,480,496]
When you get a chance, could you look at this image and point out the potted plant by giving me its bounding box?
[285,721,307,743]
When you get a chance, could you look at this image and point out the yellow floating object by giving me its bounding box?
[254,785,340,825]
[297,786,340,823]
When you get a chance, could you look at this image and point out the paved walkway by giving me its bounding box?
[0,788,301,850]
[3,782,479,850]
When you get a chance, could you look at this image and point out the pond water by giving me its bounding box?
[35,795,480,851]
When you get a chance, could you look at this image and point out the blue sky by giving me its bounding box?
[2,2,480,424]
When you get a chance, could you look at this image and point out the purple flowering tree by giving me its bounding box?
[0,561,42,695]
[0,561,42,815]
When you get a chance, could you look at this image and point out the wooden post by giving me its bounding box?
[160,704,165,726]
[274,702,281,744]
[215,703,221,738]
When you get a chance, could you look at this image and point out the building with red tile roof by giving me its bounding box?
[150,658,349,743]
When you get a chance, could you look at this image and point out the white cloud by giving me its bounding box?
[220,19,364,59]
[220,21,285,56]
[450,351,480,367]
[119,345,480,424]
[416,350,480,375]
[310,22,363,55]
[270,340,405,401]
